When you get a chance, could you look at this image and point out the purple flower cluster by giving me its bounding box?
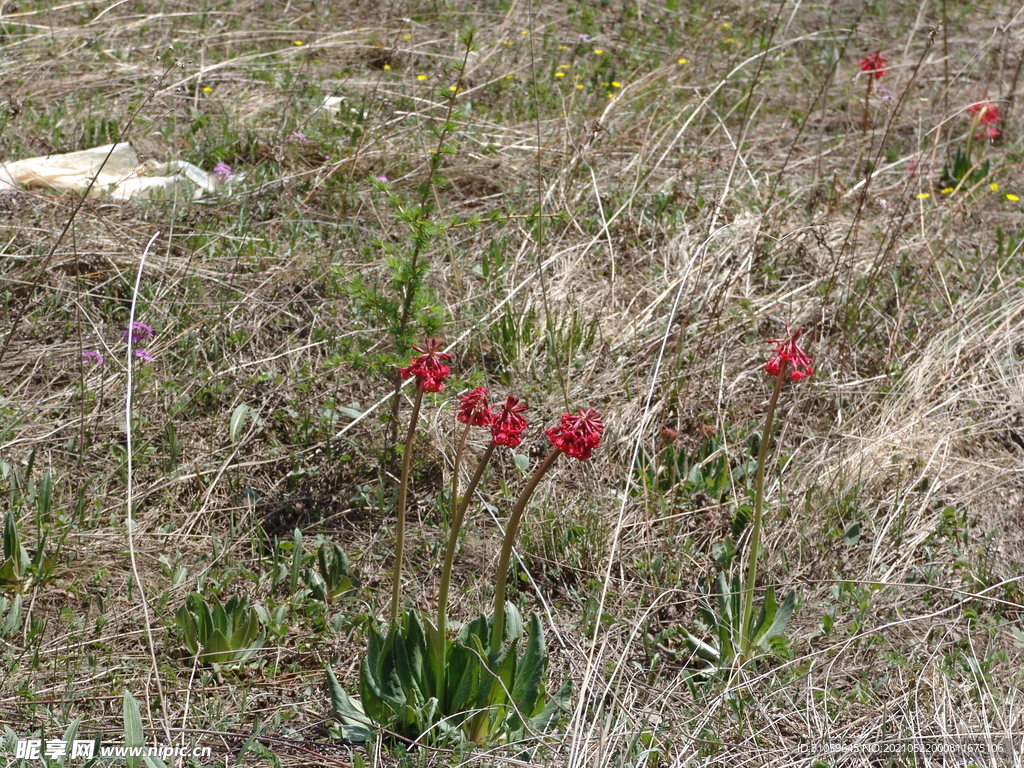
[214,162,233,183]
[124,321,155,363]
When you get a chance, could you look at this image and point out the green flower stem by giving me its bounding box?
[390,386,424,626]
[965,111,981,172]
[491,448,560,655]
[436,440,496,702]
[862,77,872,133]
[740,365,785,661]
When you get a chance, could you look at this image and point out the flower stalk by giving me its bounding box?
[391,387,423,625]
[858,51,887,133]
[490,448,560,655]
[740,326,812,661]
[436,440,494,699]
[739,367,782,660]
[391,339,452,625]
[490,407,604,654]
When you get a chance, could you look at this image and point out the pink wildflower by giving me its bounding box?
[458,386,493,427]
[490,395,528,447]
[858,51,888,80]
[399,338,452,393]
[546,408,604,461]
[765,326,814,381]
[123,321,154,344]
[968,99,1002,140]
[214,162,233,183]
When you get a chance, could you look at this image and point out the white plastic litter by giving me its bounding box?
[0,143,228,200]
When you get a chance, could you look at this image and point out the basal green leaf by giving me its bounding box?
[684,631,722,664]
[529,678,571,733]
[326,666,372,743]
[122,691,145,768]
[762,589,796,641]
[753,586,779,644]
[229,403,249,443]
[511,614,546,719]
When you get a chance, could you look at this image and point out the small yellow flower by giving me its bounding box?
[293,40,303,46]
[593,49,604,54]
[611,81,621,88]
[503,40,512,46]
[559,64,570,68]
[555,72,566,77]
[428,149,437,154]
[559,45,568,50]
[449,85,459,92]
[722,22,733,29]
[403,34,411,40]
[723,37,737,44]
[990,182,999,191]
[506,74,514,79]
[417,74,427,81]
[202,86,213,92]
[940,187,954,194]
[916,192,931,199]
[575,84,584,89]
[383,64,391,70]
[521,29,529,34]
[1007,193,1020,201]
[677,58,688,64]
[607,92,615,99]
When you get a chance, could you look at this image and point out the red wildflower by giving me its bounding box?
[490,395,529,447]
[458,386,493,427]
[858,51,888,80]
[546,408,604,461]
[968,99,1002,140]
[968,99,1001,125]
[399,338,452,393]
[765,326,814,381]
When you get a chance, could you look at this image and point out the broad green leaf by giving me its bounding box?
[202,628,233,664]
[843,522,860,547]
[290,529,303,592]
[684,631,722,664]
[511,614,545,719]
[503,602,524,643]
[230,609,259,649]
[448,641,481,715]
[326,666,372,742]
[122,691,145,768]
[529,678,571,733]
[762,590,796,641]
[753,586,779,644]
[0,558,20,583]
[229,403,249,443]
[175,604,200,656]
[403,610,430,695]
[3,511,18,560]
[1,594,21,636]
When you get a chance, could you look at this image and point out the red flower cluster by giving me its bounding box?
[968,98,1002,141]
[400,338,452,393]
[765,326,814,381]
[858,51,888,80]
[458,386,493,427]
[490,395,528,447]
[546,408,604,461]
